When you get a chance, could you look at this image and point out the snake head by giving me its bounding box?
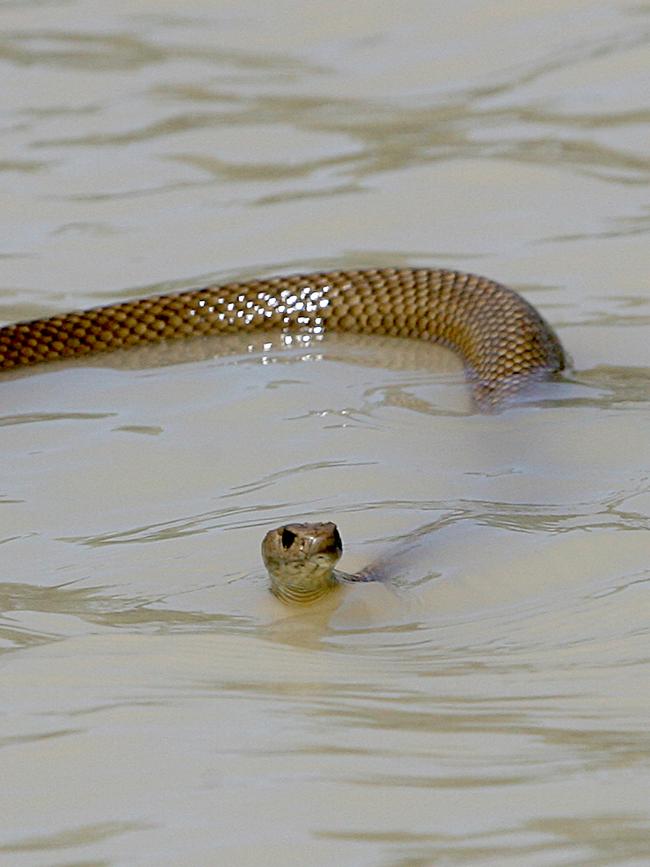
[261,522,343,603]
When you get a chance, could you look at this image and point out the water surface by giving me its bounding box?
[1,1,649,865]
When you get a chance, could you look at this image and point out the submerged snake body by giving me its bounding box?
[0,268,564,408]
[0,267,565,602]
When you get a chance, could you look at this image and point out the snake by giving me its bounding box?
[0,266,566,603]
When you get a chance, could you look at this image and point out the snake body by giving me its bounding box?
[0,267,564,408]
[0,267,565,601]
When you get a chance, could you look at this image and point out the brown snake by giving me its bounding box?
[0,267,565,602]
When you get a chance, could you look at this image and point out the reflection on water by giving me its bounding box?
[1,0,649,864]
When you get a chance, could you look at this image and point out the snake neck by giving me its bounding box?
[269,573,340,604]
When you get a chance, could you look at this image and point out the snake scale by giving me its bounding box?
[0,267,566,602]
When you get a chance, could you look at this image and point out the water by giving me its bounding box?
[1,2,649,865]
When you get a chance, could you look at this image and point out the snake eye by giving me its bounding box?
[281,528,296,549]
[332,526,342,551]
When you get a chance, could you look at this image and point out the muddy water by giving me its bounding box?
[1,1,650,865]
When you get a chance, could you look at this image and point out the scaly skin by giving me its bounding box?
[0,268,564,408]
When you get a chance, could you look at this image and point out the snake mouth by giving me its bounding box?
[261,522,343,603]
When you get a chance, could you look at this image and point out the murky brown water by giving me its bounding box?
[1,1,649,865]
